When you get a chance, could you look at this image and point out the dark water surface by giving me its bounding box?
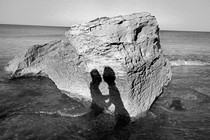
[0,25,210,139]
[130,66,210,140]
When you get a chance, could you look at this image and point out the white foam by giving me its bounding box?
[170,60,210,66]
[36,109,88,118]
[57,110,87,117]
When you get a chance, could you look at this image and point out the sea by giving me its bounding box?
[0,24,210,140]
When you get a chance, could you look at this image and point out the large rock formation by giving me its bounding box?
[5,13,171,119]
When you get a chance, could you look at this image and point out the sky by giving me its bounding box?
[0,0,210,31]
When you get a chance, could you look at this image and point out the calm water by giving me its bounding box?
[0,25,210,140]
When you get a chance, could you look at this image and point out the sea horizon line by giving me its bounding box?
[0,23,210,33]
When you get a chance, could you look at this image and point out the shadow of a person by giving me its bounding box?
[103,66,130,131]
[90,69,110,117]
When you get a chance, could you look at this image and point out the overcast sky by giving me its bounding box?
[0,0,209,31]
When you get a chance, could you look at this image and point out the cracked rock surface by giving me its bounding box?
[5,12,172,118]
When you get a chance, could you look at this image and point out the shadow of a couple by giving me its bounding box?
[90,66,130,129]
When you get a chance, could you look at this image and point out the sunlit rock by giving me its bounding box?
[5,12,172,119]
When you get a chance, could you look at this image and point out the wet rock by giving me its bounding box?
[169,99,184,111]
[157,85,210,110]
[5,13,171,119]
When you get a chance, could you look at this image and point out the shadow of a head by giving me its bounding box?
[90,69,102,85]
[103,66,116,86]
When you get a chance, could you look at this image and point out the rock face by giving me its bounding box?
[5,13,172,119]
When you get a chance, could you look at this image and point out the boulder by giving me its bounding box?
[5,12,172,119]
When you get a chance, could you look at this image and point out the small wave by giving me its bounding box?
[35,111,58,115]
[35,110,88,118]
[170,60,210,66]
[58,110,87,117]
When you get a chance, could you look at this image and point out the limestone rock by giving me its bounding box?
[5,13,172,119]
